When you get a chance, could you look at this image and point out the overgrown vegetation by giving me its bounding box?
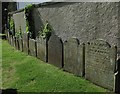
[39,22,52,39]
[9,16,15,34]
[15,26,22,38]
[24,4,35,38]
[2,40,108,92]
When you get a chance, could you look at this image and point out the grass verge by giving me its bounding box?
[2,39,108,92]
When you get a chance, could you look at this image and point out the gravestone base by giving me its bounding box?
[29,38,37,57]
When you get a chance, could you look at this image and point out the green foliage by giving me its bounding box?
[2,40,108,92]
[9,17,15,32]
[15,26,22,38]
[40,22,52,39]
[24,4,35,34]
[26,21,29,33]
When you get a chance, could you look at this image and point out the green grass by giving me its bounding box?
[2,39,109,92]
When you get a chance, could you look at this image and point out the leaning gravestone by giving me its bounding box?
[48,34,63,68]
[85,39,117,91]
[64,38,84,76]
[36,37,48,62]
[23,33,29,54]
[29,38,37,57]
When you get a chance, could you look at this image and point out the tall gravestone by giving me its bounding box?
[64,38,84,76]
[29,38,37,57]
[48,34,63,68]
[85,39,117,91]
[36,37,48,62]
[23,33,29,54]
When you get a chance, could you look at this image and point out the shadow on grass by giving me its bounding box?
[2,88,17,94]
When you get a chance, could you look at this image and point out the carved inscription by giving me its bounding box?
[85,39,116,91]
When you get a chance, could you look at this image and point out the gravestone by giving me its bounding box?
[23,33,29,54]
[18,37,23,52]
[85,39,117,91]
[15,37,19,50]
[7,32,10,44]
[64,38,84,76]
[48,34,63,68]
[13,11,26,34]
[12,36,16,47]
[9,35,12,45]
[36,37,47,62]
[29,38,37,57]
[11,36,14,47]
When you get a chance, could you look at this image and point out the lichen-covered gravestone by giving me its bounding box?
[29,38,37,57]
[64,38,84,76]
[23,33,29,54]
[48,34,63,68]
[36,37,48,62]
[85,39,117,91]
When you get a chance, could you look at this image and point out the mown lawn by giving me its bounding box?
[2,39,109,92]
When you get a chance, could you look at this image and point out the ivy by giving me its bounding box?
[40,22,52,39]
[15,26,22,38]
[9,17,15,32]
[24,4,35,34]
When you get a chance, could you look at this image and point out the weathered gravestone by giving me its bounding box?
[9,35,12,45]
[48,34,63,68]
[12,36,16,47]
[15,37,19,50]
[23,33,29,54]
[11,36,14,47]
[36,37,48,62]
[64,38,84,76]
[18,38,23,52]
[85,39,117,91]
[29,38,37,57]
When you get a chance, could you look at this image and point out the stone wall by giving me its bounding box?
[32,2,119,46]
[8,2,120,92]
